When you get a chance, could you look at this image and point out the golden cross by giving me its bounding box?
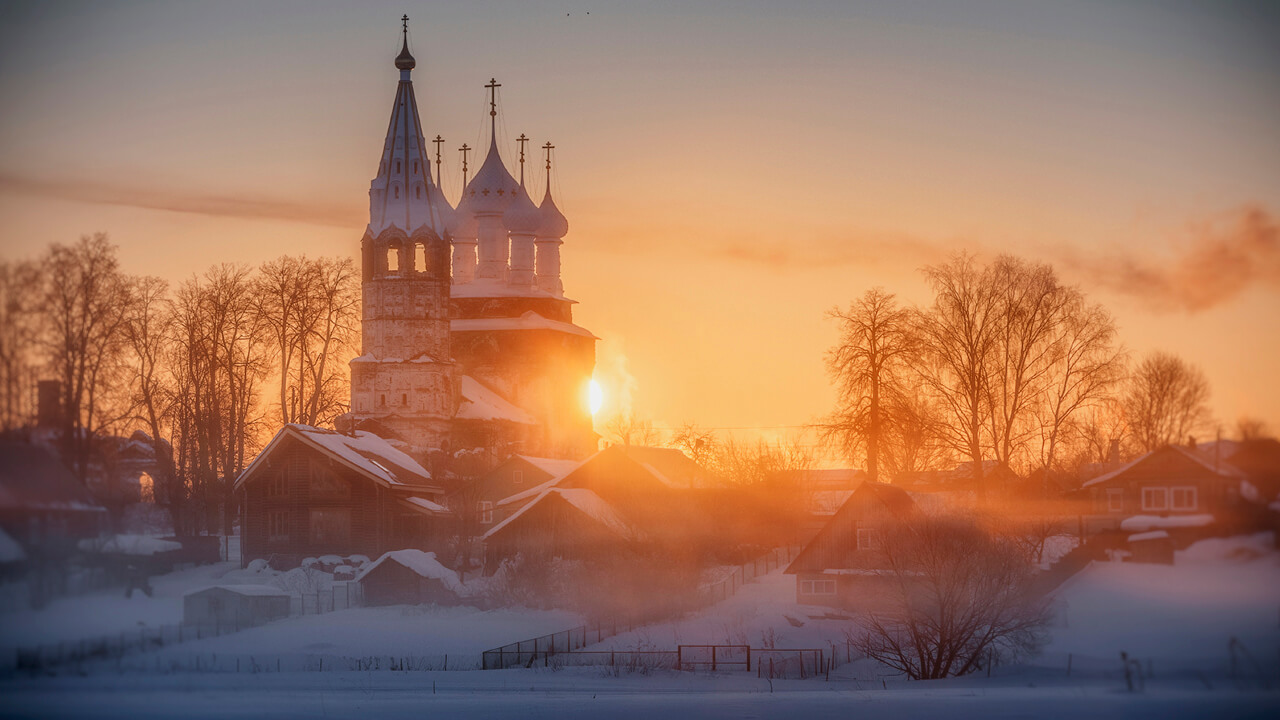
[433,135,444,187]
[459,143,471,186]
[542,141,555,170]
[485,78,501,118]
[401,15,409,39]
[517,133,529,183]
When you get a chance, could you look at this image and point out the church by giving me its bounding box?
[235,21,597,566]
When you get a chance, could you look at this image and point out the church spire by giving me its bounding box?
[366,16,449,238]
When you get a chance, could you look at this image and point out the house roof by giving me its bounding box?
[185,584,292,598]
[357,549,462,593]
[455,376,536,425]
[0,440,105,513]
[234,424,440,492]
[495,445,699,508]
[484,487,636,542]
[785,482,916,575]
[1081,444,1245,489]
[515,455,582,479]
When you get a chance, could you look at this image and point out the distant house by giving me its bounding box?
[235,424,450,568]
[183,585,291,628]
[1077,444,1247,536]
[484,445,714,572]
[461,454,580,530]
[898,460,1020,495]
[784,482,917,610]
[0,440,107,556]
[357,549,463,606]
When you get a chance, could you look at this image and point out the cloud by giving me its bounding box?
[1060,206,1280,313]
[0,173,363,229]
[716,232,958,270]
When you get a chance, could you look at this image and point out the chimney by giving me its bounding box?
[37,380,61,429]
[1186,435,1196,449]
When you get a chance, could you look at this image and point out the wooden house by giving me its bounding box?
[357,549,463,606]
[1078,444,1247,536]
[461,454,580,531]
[235,424,449,568]
[784,482,917,610]
[483,445,709,572]
[0,440,107,556]
[183,585,291,628]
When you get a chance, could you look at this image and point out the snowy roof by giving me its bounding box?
[537,184,569,239]
[811,490,856,516]
[1119,514,1214,532]
[497,475,562,508]
[1082,445,1245,489]
[236,424,438,492]
[449,278,574,301]
[398,495,449,515]
[185,584,291,598]
[358,549,462,593]
[80,534,182,556]
[0,440,106,513]
[456,376,536,424]
[1128,530,1171,543]
[516,455,582,479]
[484,487,636,541]
[451,311,597,339]
[0,526,25,563]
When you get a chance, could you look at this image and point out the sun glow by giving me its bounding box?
[588,379,604,416]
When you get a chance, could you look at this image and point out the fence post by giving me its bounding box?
[712,646,717,672]
[746,646,751,671]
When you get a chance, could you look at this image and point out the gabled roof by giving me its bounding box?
[358,549,462,593]
[1081,444,1245,489]
[235,424,439,492]
[494,445,697,508]
[484,487,636,542]
[785,482,916,575]
[516,455,582,478]
[0,440,104,513]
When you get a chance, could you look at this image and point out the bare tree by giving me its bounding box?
[851,514,1050,680]
[670,422,718,468]
[0,260,41,430]
[1236,417,1270,441]
[822,288,916,483]
[913,254,999,495]
[603,411,662,448]
[1035,295,1124,482]
[39,234,136,482]
[1123,351,1211,452]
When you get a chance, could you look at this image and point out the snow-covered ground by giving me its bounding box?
[2,534,1279,718]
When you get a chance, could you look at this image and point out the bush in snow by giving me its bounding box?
[849,512,1050,680]
[246,559,269,574]
[346,554,371,568]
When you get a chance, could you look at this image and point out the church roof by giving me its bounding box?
[504,179,541,233]
[456,376,536,425]
[537,184,569,239]
[450,311,597,339]
[367,21,448,238]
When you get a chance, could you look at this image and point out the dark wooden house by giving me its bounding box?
[0,440,107,557]
[1078,444,1247,536]
[463,454,580,531]
[357,549,463,606]
[784,482,917,610]
[236,424,449,568]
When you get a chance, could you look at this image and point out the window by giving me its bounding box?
[393,185,400,199]
[800,579,837,595]
[379,394,386,407]
[478,501,494,525]
[1171,486,1198,511]
[267,472,288,498]
[857,527,880,551]
[268,510,288,542]
[416,244,428,273]
[412,160,419,174]
[1142,487,1169,512]
[395,160,401,173]
[309,509,351,546]
[1106,488,1123,513]
[512,470,523,486]
[386,247,399,272]
[416,185,422,200]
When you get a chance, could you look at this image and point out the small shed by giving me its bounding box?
[1127,530,1175,564]
[184,585,291,628]
[357,549,462,607]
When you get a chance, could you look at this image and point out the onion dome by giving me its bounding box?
[504,181,541,233]
[448,190,478,238]
[465,139,518,214]
[536,185,569,239]
[428,188,455,235]
[395,16,416,70]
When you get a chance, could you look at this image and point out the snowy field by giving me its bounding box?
[2,534,1279,718]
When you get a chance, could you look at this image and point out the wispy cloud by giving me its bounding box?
[1059,205,1279,313]
[716,232,961,270]
[0,173,363,229]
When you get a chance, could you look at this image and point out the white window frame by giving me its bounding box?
[800,579,837,596]
[1141,487,1169,512]
[857,527,880,551]
[1106,488,1123,513]
[1170,486,1198,511]
[512,470,523,486]
[478,500,494,525]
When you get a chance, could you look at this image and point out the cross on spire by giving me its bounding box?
[485,78,501,118]
[517,133,529,184]
[401,14,409,37]
[542,141,556,189]
[459,143,471,187]
[433,135,444,188]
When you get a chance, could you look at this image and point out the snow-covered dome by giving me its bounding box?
[449,191,478,238]
[429,188,455,234]
[504,181,541,234]
[465,140,518,214]
[536,186,569,239]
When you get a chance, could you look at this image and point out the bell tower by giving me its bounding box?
[347,17,456,453]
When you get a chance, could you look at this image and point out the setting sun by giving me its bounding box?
[588,379,604,416]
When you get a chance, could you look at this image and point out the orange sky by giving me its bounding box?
[2,1,1279,442]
